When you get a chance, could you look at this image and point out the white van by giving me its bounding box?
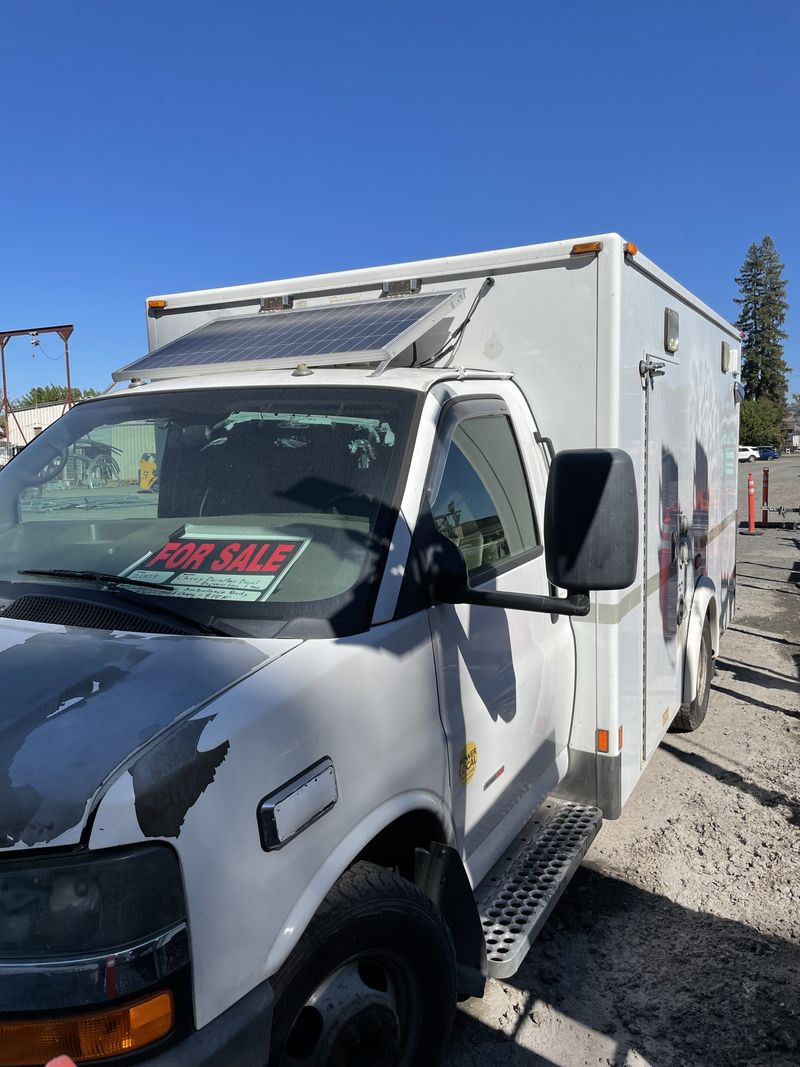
[0,235,740,1066]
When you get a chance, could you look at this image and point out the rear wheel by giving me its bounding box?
[268,861,457,1067]
[671,618,713,732]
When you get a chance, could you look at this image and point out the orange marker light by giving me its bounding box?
[619,726,623,750]
[0,991,174,1065]
[147,299,168,309]
[571,241,603,255]
[596,729,610,754]
[625,241,638,255]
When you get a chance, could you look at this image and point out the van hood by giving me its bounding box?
[0,620,296,851]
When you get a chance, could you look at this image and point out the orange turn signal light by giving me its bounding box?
[0,990,174,1065]
[147,299,168,309]
[596,728,610,754]
[570,241,603,255]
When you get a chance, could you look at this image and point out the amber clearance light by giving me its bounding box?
[0,990,174,1065]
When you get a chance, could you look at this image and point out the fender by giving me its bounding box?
[683,577,719,704]
[263,790,453,977]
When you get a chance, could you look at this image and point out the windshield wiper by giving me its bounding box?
[20,568,173,591]
[17,568,233,637]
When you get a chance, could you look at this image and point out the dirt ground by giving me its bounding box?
[444,456,800,1067]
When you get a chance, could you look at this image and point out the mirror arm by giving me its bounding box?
[460,589,590,617]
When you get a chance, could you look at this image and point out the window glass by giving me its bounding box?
[430,414,538,576]
[0,387,418,629]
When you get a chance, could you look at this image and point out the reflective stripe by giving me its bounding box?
[593,510,736,625]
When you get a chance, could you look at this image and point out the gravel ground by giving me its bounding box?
[444,456,800,1067]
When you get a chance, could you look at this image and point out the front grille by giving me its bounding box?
[1,594,187,635]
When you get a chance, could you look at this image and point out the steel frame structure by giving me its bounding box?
[0,324,74,446]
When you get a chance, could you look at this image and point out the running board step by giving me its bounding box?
[474,800,602,979]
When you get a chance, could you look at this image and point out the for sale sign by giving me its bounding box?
[123,528,308,601]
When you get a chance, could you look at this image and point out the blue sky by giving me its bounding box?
[2,0,798,400]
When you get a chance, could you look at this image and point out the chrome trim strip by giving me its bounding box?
[0,922,189,1012]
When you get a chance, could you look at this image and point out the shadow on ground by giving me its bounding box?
[446,868,800,1067]
[661,740,800,827]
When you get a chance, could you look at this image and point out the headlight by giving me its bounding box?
[0,844,185,958]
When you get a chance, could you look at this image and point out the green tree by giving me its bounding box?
[734,237,789,406]
[739,397,785,447]
[12,383,101,407]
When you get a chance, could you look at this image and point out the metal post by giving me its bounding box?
[0,336,28,446]
[0,324,75,430]
[64,334,73,409]
[762,467,769,525]
[748,472,756,533]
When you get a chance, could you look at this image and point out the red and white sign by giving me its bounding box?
[123,532,308,601]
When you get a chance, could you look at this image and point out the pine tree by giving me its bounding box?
[734,236,789,406]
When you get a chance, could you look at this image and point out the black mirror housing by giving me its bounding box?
[420,530,590,617]
[544,449,639,593]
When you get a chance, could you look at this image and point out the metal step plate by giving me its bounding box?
[474,800,602,978]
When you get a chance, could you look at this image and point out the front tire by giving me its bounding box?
[671,617,713,732]
[268,861,457,1067]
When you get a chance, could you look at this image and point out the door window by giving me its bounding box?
[430,414,538,578]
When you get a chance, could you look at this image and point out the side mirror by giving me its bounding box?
[544,449,638,593]
[422,531,590,617]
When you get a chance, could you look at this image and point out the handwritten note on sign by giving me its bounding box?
[123,535,308,601]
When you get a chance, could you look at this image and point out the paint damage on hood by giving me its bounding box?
[0,621,288,850]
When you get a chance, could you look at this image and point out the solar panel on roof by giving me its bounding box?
[114,291,463,381]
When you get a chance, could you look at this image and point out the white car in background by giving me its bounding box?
[738,445,759,462]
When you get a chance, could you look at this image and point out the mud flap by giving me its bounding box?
[415,842,487,999]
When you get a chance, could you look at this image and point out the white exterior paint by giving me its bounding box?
[4,402,65,447]
[2,236,739,1042]
[131,236,737,1025]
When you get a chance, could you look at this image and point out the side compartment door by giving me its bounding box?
[423,398,575,876]
[642,358,692,757]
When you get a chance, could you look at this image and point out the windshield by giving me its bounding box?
[0,386,419,633]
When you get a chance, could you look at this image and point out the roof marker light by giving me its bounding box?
[147,299,167,310]
[382,278,421,297]
[570,241,603,255]
[261,295,294,312]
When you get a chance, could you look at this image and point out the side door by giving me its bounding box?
[423,397,575,880]
[643,359,691,758]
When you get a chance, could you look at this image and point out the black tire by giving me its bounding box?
[268,861,457,1067]
[671,618,713,732]
[748,455,756,462]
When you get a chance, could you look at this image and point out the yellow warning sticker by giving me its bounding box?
[459,741,478,785]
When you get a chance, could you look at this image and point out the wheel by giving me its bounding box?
[671,618,713,732]
[268,861,457,1067]
[748,455,756,462]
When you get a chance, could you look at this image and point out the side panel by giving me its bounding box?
[449,258,602,787]
[424,384,576,885]
[618,261,739,795]
[90,618,447,1029]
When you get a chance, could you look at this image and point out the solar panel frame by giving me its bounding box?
[114,290,464,382]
